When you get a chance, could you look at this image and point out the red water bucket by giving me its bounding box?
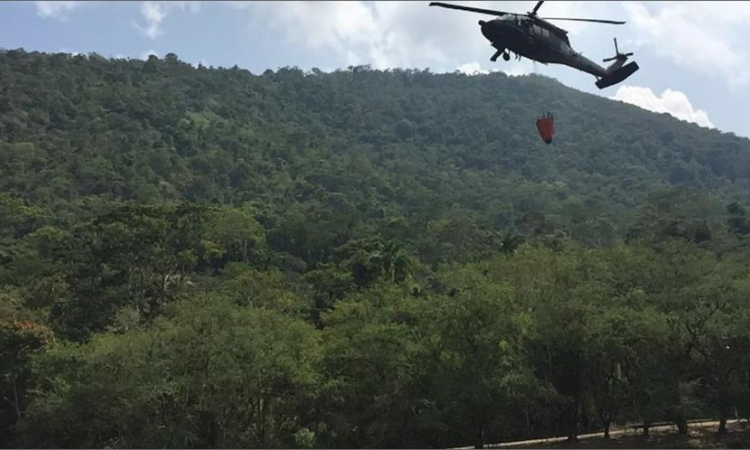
[536,114,554,144]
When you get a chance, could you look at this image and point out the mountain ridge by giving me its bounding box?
[2,48,750,247]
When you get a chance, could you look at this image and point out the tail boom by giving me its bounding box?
[595,38,638,89]
[595,61,639,89]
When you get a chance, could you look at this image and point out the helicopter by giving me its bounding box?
[429,1,639,89]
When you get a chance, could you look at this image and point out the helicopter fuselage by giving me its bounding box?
[429,0,639,89]
[480,16,608,78]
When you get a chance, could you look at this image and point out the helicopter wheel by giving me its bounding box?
[502,52,510,61]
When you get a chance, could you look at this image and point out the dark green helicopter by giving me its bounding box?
[430,1,639,89]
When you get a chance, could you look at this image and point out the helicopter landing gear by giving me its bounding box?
[490,48,512,63]
[490,43,507,62]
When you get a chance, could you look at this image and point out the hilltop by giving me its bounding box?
[2,49,750,239]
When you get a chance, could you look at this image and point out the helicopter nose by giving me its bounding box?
[479,20,495,40]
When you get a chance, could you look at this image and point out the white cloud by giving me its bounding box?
[456,60,534,77]
[623,1,750,88]
[137,1,167,39]
[456,61,488,75]
[234,1,482,70]
[502,61,534,77]
[34,1,82,20]
[60,48,81,56]
[141,49,159,60]
[611,85,714,128]
[135,1,200,39]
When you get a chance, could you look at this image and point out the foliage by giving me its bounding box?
[18,297,322,448]
[2,50,750,448]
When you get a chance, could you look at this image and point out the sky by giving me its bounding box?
[1,1,749,138]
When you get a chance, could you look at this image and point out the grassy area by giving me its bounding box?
[524,421,750,449]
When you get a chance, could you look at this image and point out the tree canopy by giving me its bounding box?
[2,49,750,448]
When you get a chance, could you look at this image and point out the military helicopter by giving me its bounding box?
[429,1,639,89]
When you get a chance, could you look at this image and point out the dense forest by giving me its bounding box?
[2,48,750,448]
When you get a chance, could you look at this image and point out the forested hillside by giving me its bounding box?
[2,49,750,449]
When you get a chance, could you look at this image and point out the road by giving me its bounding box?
[449,419,740,449]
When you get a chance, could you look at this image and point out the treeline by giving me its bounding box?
[1,49,750,448]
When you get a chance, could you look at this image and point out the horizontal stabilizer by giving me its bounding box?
[596,61,639,89]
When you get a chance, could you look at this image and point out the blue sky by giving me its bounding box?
[2,1,750,138]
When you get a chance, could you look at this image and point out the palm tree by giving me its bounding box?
[369,239,412,283]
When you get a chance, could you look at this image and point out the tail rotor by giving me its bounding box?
[596,38,639,89]
[603,38,633,63]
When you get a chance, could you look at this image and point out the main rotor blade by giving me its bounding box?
[530,1,544,15]
[541,17,626,24]
[429,2,512,17]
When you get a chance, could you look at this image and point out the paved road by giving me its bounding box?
[450,419,740,449]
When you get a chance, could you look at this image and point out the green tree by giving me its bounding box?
[425,265,541,448]
[19,296,322,448]
[318,284,432,448]
[0,292,54,445]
